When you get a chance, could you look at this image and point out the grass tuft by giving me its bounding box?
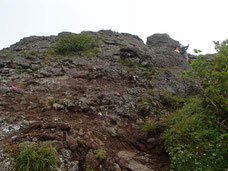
[15,144,60,171]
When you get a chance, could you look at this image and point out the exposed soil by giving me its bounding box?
[0,66,170,170]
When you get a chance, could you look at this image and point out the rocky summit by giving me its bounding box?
[0,30,198,170]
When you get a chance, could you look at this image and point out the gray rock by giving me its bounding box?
[117,151,153,171]
[38,67,52,77]
[134,155,150,163]
[0,85,10,94]
[68,161,79,171]
[102,125,117,137]
[117,151,136,161]
[53,103,65,110]
[30,64,40,70]
[147,33,179,49]
[78,129,84,136]
[10,135,18,142]
[128,159,154,171]
[65,134,78,151]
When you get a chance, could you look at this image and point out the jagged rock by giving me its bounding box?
[0,149,14,171]
[43,122,71,131]
[128,159,154,171]
[147,33,179,49]
[102,125,117,137]
[65,133,78,151]
[0,30,199,170]
[0,85,10,94]
[53,103,65,110]
[68,161,79,171]
[9,36,58,51]
[117,151,136,161]
[10,135,18,142]
[30,64,40,70]
[117,151,154,171]
[134,155,150,164]
[45,140,64,151]
[38,67,53,77]
[22,122,41,133]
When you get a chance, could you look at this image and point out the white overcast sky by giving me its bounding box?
[0,0,228,54]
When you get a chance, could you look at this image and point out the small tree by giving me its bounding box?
[163,40,228,171]
[184,40,228,127]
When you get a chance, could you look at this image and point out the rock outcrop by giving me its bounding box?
[0,30,198,170]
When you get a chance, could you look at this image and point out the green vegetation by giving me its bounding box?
[19,50,26,55]
[48,99,66,106]
[54,33,96,55]
[163,40,228,170]
[16,65,23,69]
[137,90,164,116]
[163,97,228,171]
[142,71,152,80]
[137,95,153,116]
[94,148,107,162]
[126,67,134,73]
[164,91,187,110]
[83,48,101,58]
[142,118,159,135]
[142,66,155,80]
[159,66,180,74]
[15,144,59,171]
[117,59,136,68]
[29,50,37,56]
[193,49,202,54]
[83,162,94,171]
[43,48,58,56]
[5,50,13,57]
[183,43,228,119]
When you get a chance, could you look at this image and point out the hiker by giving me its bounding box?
[175,44,190,62]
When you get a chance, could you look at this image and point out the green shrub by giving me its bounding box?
[29,50,37,56]
[43,48,57,56]
[94,148,107,162]
[55,33,95,55]
[163,41,228,170]
[15,145,59,171]
[164,91,187,110]
[142,118,158,135]
[137,95,153,116]
[163,97,228,171]
[143,71,152,80]
[183,40,228,120]
[117,59,136,68]
[48,99,66,106]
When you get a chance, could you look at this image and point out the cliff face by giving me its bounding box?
[0,30,197,170]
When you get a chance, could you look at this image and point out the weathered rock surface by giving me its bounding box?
[0,30,198,170]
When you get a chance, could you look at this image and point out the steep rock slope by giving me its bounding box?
[0,30,197,170]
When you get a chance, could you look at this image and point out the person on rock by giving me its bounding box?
[175,44,190,62]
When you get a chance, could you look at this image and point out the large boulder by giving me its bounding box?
[146,33,180,49]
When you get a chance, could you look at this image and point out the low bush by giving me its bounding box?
[163,40,228,170]
[55,33,95,55]
[15,144,59,171]
[142,118,159,135]
[137,95,153,116]
[163,97,228,171]
[183,40,228,120]
[165,91,187,110]
[94,148,107,162]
